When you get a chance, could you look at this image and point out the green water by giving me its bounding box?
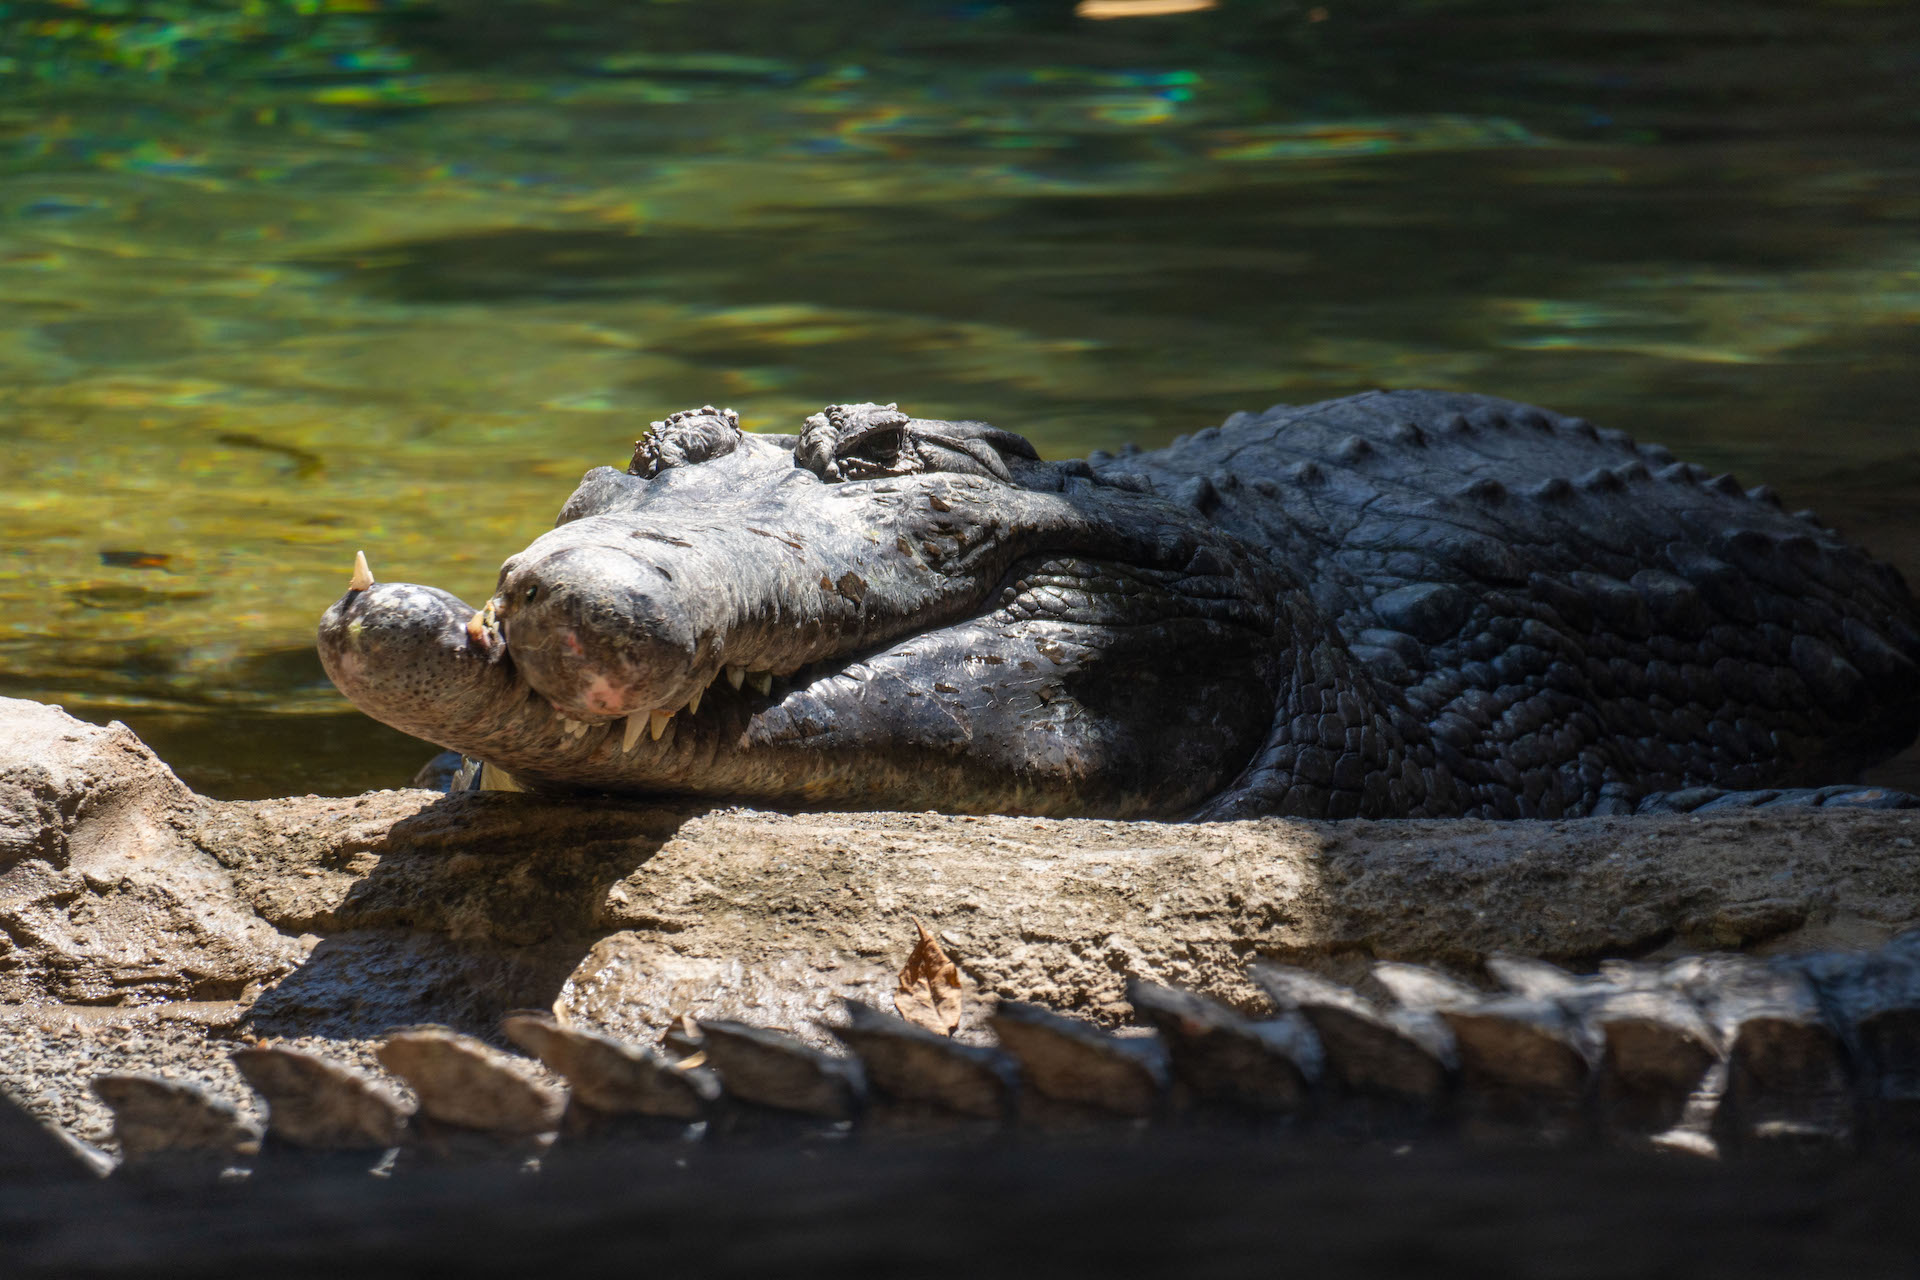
[2,0,1918,797]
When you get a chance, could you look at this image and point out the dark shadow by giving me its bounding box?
[244,792,708,1042]
[243,930,593,1042]
[13,1132,1920,1278]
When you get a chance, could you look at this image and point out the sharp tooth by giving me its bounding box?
[725,666,745,690]
[622,715,645,752]
[466,600,497,644]
[349,550,374,592]
[749,671,772,696]
[649,709,672,740]
[686,685,703,716]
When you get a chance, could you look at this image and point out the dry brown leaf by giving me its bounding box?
[894,916,963,1036]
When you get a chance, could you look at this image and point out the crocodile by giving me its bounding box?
[38,933,1920,1174]
[317,390,1920,820]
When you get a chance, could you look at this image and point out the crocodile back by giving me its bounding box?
[1094,390,1920,818]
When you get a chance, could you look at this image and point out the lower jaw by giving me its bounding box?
[459,695,1187,820]
[432,629,1257,818]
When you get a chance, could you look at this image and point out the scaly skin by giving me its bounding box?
[318,392,1920,820]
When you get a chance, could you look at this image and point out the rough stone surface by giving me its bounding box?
[0,700,304,1005]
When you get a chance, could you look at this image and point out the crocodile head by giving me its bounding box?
[319,404,1292,817]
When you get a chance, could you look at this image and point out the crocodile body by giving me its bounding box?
[318,390,1920,820]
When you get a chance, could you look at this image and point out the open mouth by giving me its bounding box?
[544,661,792,753]
[448,571,872,759]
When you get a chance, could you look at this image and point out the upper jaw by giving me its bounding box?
[475,476,1033,725]
[473,466,1261,739]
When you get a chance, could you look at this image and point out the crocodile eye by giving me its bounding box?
[797,403,1039,483]
[523,585,539,605]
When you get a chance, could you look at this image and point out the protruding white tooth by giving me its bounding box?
[749,671,772,696]
[649,709,672,740]
[686,685,703,716]
[725,665,745,691]
[622,715,645,752]
[349,550,374,592]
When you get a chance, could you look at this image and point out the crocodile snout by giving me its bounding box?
[490,543,706,724]
[316,568,515,745]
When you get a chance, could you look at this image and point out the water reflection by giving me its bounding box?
[1,1,1916,795]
